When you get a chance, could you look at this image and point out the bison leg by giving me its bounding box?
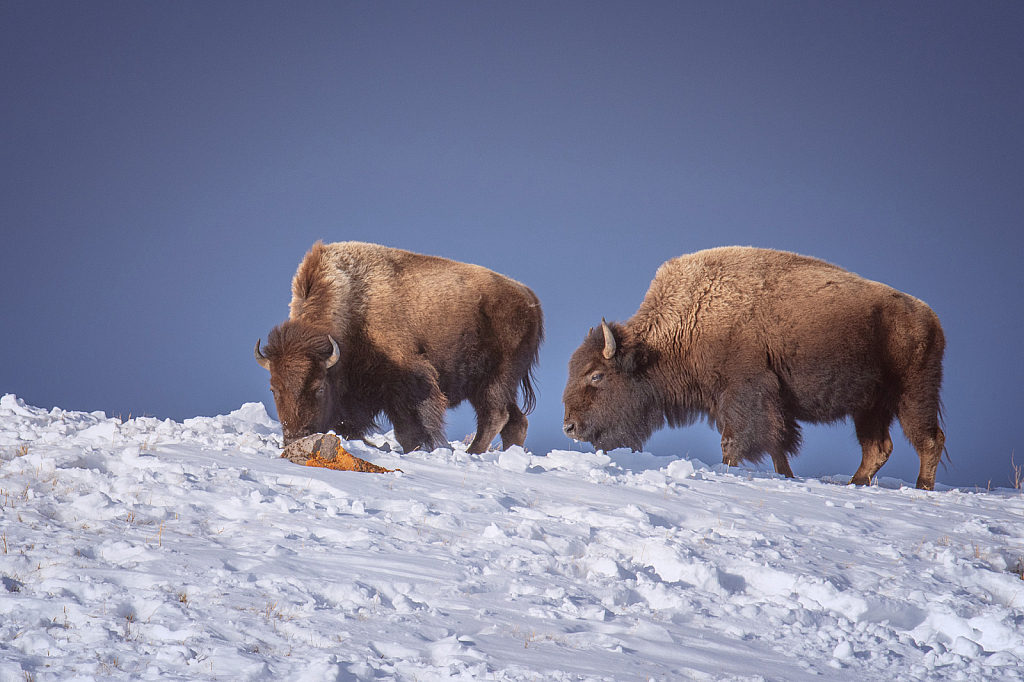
[391,407,447,454]
[467,387,514,454]
[771,451,795,478]
[390,372,449,454]
[851,410,895,486]
[499,404,528,450]
[898,404,945,491]
[893,364,945,490]
[769,415,802,478]
[332,406,375,443]
[721,424,779,472]
[910,426,945,491]
[894,331,945,490]
[468,375,534,454]
[467,408,506,455]
[718,374,795,477]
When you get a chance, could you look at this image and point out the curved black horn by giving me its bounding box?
[325,335,341,369]
[254,339,271,370]
[601,318,617,359]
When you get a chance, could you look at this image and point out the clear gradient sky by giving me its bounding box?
[2,2,1022,488]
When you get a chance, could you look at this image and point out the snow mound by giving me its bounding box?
[1,394,1023,681]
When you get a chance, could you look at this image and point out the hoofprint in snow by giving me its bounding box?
[0,394,1022,682]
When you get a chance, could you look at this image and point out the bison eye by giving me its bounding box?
[590,372,604,384]
[315,386,325,398]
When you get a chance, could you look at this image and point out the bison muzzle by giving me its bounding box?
[562,246,946,490]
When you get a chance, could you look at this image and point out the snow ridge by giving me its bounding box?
[1,393,1022,681]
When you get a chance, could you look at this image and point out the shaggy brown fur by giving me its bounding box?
[562,246,946,490]
[257,241,543,455]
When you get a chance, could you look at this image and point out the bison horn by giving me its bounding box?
[254,340,271,370]
[325,335,341,369]
[601,318,617,359]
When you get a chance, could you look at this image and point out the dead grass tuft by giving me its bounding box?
[1010,451,1023,490]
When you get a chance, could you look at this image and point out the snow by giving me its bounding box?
[1,392,1023,681]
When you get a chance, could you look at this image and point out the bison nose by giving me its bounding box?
[563,421,577,437]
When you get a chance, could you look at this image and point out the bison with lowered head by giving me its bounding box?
[563,246,946,490]
[256,241,543,455]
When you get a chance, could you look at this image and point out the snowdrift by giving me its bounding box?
[1,393,1022,681]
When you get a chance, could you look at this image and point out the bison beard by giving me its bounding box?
[257,241,543,456]
[562,247,947,490]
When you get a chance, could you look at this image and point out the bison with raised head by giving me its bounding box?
[256,241,543,455]
[562,246,946,490]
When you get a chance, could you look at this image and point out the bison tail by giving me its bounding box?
[515,289,543,416]
[937,400,952,468]
[518,291,543,416]
[519,365,539,415]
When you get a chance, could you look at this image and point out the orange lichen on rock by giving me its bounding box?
[280,433,400,473]
[304,449,398,473]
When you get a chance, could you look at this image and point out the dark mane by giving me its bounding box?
[263,320,333,363]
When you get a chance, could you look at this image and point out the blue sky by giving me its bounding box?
[2,1,1021,488]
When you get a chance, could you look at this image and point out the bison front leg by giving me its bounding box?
[717,374,796,478]
[391,404,448,453]
[390,371,449,454]
[332,405,375,443]
[720,424,793,476]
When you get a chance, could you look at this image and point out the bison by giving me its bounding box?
[562,246,946,490]
[255,241,543,455]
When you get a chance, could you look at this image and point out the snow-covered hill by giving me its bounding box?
[1,394,1022,681]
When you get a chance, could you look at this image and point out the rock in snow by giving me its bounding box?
[1,392,1023,681]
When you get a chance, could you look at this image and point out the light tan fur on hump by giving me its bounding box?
[288,241,366,337]
[634,246,856,348]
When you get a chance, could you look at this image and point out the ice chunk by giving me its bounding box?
[953,636,984,658]
[496,446,530,473]
[666,458,695,479]
[833,640,854,659]
[228,402,277,428]
[77,420,118,442]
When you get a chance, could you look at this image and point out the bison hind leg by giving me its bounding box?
[897,402,945,491]
[466,395,510,455]
[467,377,533,454]
[851,409,895,486]
[910,425,945,491]
[499,404,528,450]
[770,417,801,478]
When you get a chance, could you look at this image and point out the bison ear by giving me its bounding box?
[614,344,649,375]
[601,319,617,359]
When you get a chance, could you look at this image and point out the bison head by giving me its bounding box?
[562,320,663,452]
[255,321,341,446]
